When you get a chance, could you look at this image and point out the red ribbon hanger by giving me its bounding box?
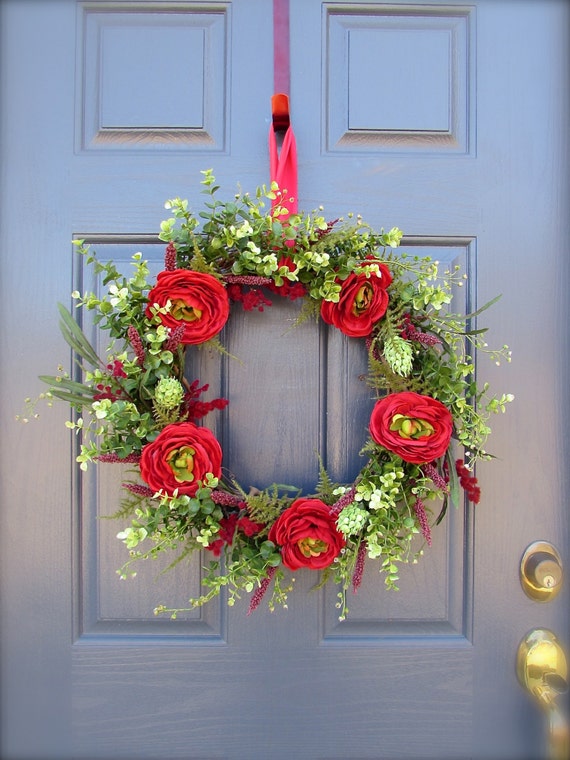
[269,0,297,218]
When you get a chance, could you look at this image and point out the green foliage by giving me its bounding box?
[33,247,188,468]
[158,169,408,304]
[245,483,303,529]
[22,170,513,619]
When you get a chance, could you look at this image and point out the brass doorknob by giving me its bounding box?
[520,541,563,601]
[516,628,569,760]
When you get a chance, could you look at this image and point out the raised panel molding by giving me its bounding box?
[76,3,229,151]
[324,4,475,154]
[72,234,476,645]
[72,236,226,643]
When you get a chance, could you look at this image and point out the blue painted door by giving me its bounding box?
[1,1,568,758]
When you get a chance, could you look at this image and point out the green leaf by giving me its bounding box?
[57,303,101,367]
[47,389,95,406]
[463,294,502,320]
[434,495,449,526]
[462,328,489,336]
[38,376,93,396]
[446,449,460,506]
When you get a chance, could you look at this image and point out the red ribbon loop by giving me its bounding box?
[269,101,297,218]
[269,0,297,219]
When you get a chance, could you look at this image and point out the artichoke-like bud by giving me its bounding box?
[383,335,413,377]
[337,503,369,537]
[154,377,184,411]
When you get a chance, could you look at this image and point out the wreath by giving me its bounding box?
[26,170,512,619]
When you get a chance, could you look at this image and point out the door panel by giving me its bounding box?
[1,1,568,759]
[78,7,228,150]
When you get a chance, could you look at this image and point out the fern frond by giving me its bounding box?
[189,241,221,276]
[290,296,320,328]
[159,538,202,575]
[152,403,186,427]
[102,490,150,521]
[314,455,341,503]
[246,484,300,525]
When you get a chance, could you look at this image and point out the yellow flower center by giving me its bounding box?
[171,299,203,322]
[297,536,328,558]
[390,414,434,440]
[352,283,373,316]
[166,445,196,482]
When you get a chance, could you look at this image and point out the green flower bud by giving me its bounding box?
[154,377,184,410]
[383,335,414,377]
[337,503,369,536]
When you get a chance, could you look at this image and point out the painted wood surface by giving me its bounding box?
[0,1,568,758]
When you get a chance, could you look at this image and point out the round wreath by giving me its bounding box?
[29,170,512,619]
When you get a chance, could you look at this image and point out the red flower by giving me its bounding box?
[320,261,392,338]
[238,515,264,536]
[369,392,453,464]
[206,513,264,556]
[267,257,307,301]
[183,379,228,420]
[456,459,481,504]
[139,421,222,497]
[268,498,346,571]
[93,383,123,401]
[164,241,177,271]
[107,359,128,378]
[146,270,230,345]
[128,326,145,365]
[206,513,239,556]
[227,284,273,312]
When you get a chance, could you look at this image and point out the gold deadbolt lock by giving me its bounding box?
[520,541,563,602]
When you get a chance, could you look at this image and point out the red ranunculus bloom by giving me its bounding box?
[320,261,392,338]
[139,421,222,497]
[146,270,230,345]
[369,392,453,464]
[268,498,346,571]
